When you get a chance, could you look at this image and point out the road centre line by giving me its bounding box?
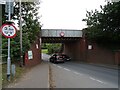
[90,77,96,80]
[96,80,105,84]
[54,65,83,75]
[73,72,82,75]
[57,66,62,68]
[89,77,105,84]
[52,64,70,71]
[63,68,71,71]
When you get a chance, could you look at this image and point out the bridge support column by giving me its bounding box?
[63,38,87,62]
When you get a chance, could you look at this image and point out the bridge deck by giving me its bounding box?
[41,29,82,37]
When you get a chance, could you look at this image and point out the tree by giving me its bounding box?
[2,1,41,62]
[45,43,62,54]
[83,1,120,49]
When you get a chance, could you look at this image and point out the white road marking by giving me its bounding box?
[57,66,62,68]
[89,77,105,84]
[52,64,56,66]
[96,80,105,84]
[90,77,96,80]
[64,68,71,71]
[74,72,82,75]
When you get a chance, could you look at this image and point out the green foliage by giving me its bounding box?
[45,43,62,54]
[83,1,120,50]
[42,49,48,54]
[41,43,47,49]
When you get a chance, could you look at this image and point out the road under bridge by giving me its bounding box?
[41,29,119,65]
[24,29,119,67]
[41,29,85,62]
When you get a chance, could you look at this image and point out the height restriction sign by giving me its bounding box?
[0,24,17,38]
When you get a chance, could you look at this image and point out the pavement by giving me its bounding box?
[4,61,49,89]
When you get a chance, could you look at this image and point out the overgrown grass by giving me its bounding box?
[2,64,25,88]
[42,49,48,54]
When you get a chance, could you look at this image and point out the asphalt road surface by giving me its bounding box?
[43,53,118,88]
[42,53,50,62]
[50,62,118,88]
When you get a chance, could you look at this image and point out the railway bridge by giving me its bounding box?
[41,29,84,62]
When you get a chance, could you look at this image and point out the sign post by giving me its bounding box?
[5,1,14,14]
[7,0,11,81]
[1,23,17,81]
[1,0,16,81]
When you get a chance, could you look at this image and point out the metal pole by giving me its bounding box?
[7,0,11,81]
[0,5,2,62]
[0,4,2,89]
[20,0,23,67]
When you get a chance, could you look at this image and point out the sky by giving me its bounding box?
[39,0,107,30]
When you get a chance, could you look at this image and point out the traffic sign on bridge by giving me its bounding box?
[0,24,17,38]
[60,32,65,37]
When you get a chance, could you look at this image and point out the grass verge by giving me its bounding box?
[2,63,25,88]
[42,49,48,54]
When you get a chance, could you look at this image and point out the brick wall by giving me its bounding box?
[64,38,119,65]
[24,37,41,67]
[64,39,85,62]
[115,51,120,65]
[86,42,115,65]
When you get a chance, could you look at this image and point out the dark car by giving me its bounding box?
[49,53,65,63]
[62,54,71,61]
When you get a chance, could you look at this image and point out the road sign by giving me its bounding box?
[0,24,17,38]
[60,32,65,37]
[5,1,14,14]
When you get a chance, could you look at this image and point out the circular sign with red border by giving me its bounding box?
[0,24,17,38]
[60,32,65,37]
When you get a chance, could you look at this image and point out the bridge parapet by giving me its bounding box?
[41,29,82,37]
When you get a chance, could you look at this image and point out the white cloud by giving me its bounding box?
[39,0,106,30]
